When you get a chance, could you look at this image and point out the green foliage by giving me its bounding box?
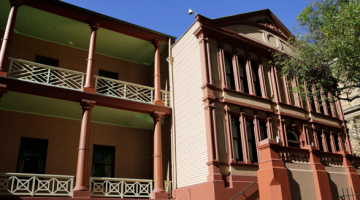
[272,0,360,102]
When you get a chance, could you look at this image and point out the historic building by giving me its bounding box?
[1,0,360,200]
[0,0,175,199]
[170,10,360,200]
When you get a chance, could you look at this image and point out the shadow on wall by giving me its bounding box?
[328,174,340,200]
[287,170,302,200]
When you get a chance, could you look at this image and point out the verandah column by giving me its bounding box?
[151,111,168,199]
[152,39,165,106]
[0,0,22,77]
[73,99,95,197]
[83,22,99,93]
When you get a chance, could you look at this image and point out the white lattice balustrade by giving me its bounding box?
[89,177,152,198]
[95,76,170,106]
[0,173,74,196]
[8,58,85,91]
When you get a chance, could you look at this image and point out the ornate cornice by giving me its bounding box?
[80,99,95,111]
[151,111,165,121]
[152,38,162,49]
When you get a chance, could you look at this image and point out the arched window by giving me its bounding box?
[224,53,235,90]
[251,61,262,97]
[287,131,300,148]
[238,57,249,93]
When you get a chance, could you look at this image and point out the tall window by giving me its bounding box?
[308,85,317,112]
[259,121,268,141]
[17,137,48,174]
[92,145,115,178]
[317,132,324,151]
[251,62,262,97]
[224,53,236,90]
[238,58,249,93]
[334,134,340,152]
[246,119,258,162]
[325,97,333,116]
[325,134,333,152]
[231,117,243,161]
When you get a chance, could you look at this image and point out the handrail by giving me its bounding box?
[9,57,86,75]
[0,172,74,179]
[230,180,258,200]
[89,176,152,182]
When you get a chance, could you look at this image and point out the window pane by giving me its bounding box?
[246,119,258,162]
[251,62,262,97]
[92,145,115,178]
[224,53,235,90]
[17,138,48,174]
[231,117,243,161]
[259,121,268,140]
[317,132,324,151]
[238,58,249,93]
[334,135,340,152]
[325,134,332,152]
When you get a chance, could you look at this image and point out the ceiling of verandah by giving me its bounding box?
[0,1,167,66]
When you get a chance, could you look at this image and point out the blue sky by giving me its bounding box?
[64,0,309,39]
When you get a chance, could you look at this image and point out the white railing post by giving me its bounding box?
[151,90,154,101]
[81,75,85,90]
[120,181,124,198]
[31,176,35,196]
[8,59,13,77]
[124,84,127,98]
[46,68,51,84]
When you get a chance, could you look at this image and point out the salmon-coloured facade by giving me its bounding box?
[170,10,360,200]
[0,1,359,200]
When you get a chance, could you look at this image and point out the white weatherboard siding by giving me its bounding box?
[172,22,208,188]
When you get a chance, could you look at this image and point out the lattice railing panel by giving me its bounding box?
[0,173,74,196]
[89,177,152,198]
[162,91,170,107]
[95,76,170,106]
[8,58,85,91]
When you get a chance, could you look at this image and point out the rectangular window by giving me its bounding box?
[92,145,115,178]
[251,62,262,97]
[259,121,268,141]
[325,134,333,153]
[17,137,48,174]
[317,132,324,151]
[35,56,59,67]
[308,85,317,112]
[246,119,258,162]
[224,53,235,90]
[238,58,249,93]
[231,117,243,161]
[334,135,340,152]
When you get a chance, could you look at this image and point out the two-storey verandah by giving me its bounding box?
[0,0,175,199]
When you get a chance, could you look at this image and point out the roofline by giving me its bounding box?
[22,0,176,41]
[212,9,271,20]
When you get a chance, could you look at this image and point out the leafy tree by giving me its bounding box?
[272,0,360,102]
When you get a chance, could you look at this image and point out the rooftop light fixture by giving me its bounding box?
[188,9,198,17]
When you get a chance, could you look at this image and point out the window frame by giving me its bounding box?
[250,61,262,97]
[237,56,249,94]
[92,144,116,178]
[224,52,236,90]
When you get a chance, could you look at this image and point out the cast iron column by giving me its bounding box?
[0,0,22,77]
[83,22,99,93]
[73,99,95,197]
[152,39,164,106]
[151,111,168,199]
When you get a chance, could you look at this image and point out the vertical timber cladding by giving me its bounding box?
[171,22,208,188]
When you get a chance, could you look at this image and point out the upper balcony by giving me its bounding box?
[0,0,175,110]
[6,57,170,107]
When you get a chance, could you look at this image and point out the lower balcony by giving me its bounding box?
[6,57,170,107]
[0,173,160,199]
